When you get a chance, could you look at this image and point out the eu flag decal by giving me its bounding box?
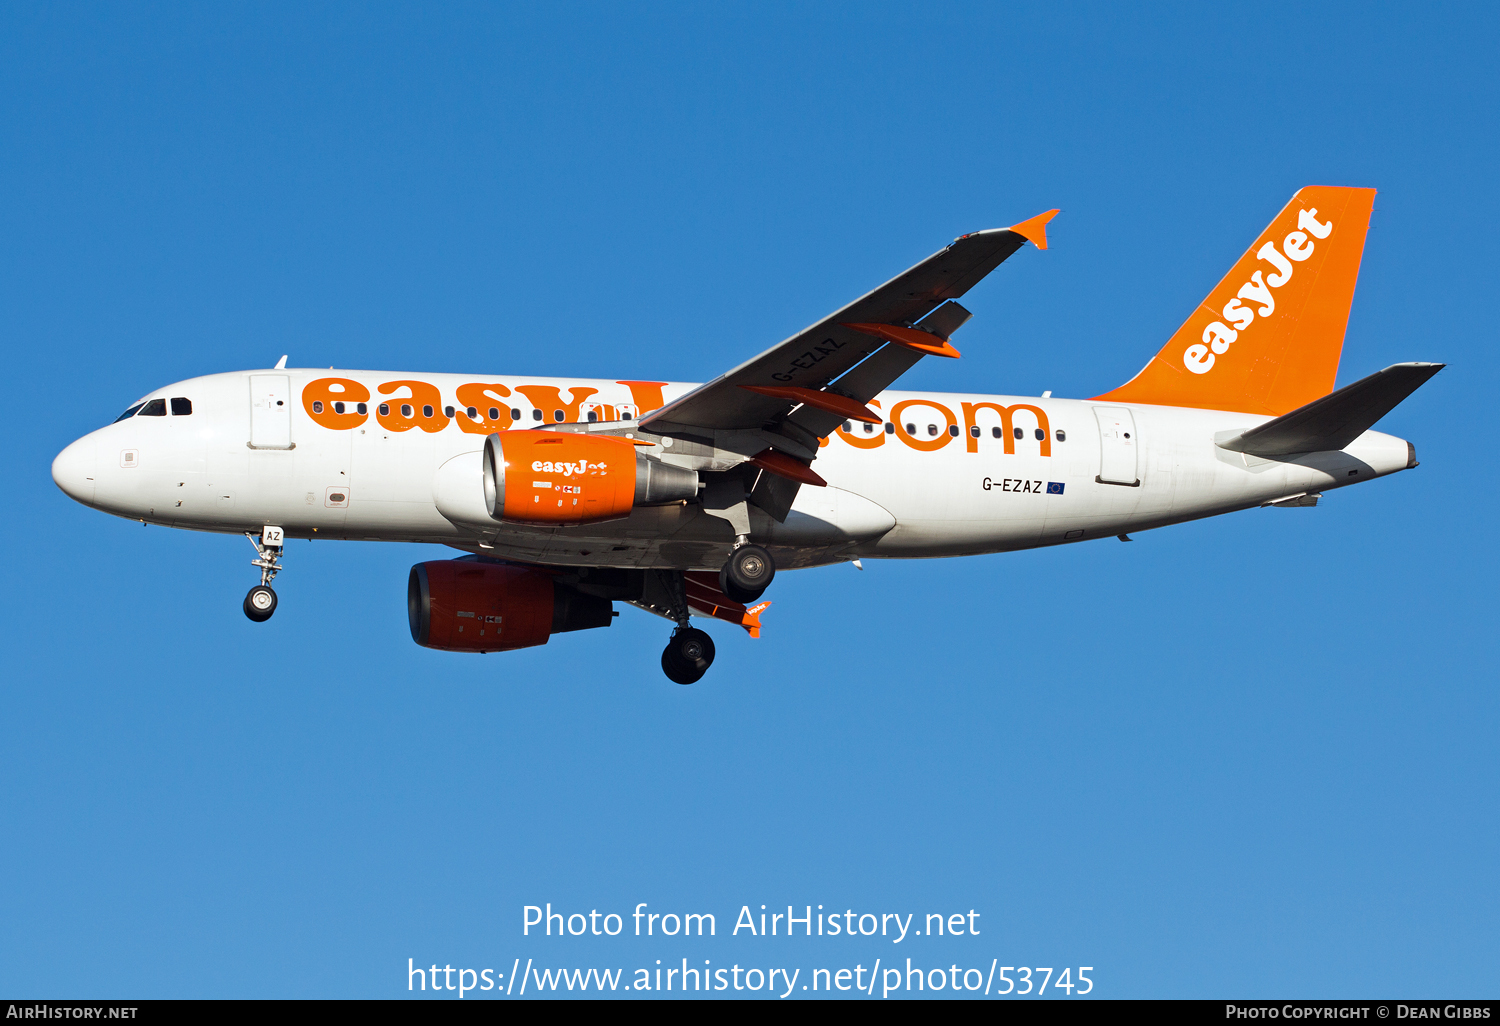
[1046,482,1065,495]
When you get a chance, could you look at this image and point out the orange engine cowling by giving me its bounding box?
[482,430,698,526]
[407,559,613,653]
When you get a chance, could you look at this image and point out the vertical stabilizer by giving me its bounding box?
[1094,186,1376,415]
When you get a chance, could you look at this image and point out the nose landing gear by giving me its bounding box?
[244,526,285,622]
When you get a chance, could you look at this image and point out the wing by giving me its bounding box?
[640,210,1058,440]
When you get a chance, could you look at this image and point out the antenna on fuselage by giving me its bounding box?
[274,355,288,369]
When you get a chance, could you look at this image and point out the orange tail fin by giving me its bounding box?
[1094,186,1376,416]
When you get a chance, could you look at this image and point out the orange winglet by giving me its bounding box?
[1006,208,1060,250]
[748,448,827,487]
[842,323,961,359]
[740,385,882,424]
[740,601,770,639]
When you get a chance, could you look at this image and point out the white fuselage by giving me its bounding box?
[51,368,1413,570]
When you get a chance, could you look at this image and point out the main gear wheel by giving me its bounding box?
[719,543,774,604]
[660,626,715,685]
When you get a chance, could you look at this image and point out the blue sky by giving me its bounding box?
[2,1,1496,999]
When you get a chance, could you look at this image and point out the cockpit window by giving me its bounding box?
[114,403,146,423]
[171,397,192,415]
[139,399,167,417]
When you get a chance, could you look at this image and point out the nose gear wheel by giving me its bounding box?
[244,527,285,622]
[244,585,277,622]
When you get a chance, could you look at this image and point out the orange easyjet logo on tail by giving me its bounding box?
[1184,207,1334,375]
[1094,185,1375,416]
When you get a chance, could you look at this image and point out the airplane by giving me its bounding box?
[51,185,1441,684]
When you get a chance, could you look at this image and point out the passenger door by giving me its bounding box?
[249,374,293,449]
[1093,406,1139,486]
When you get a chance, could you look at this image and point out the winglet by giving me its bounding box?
[1006,209,1060,250]
[741,601,770,639]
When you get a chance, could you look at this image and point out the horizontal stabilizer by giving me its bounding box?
[1218,362,1443,457]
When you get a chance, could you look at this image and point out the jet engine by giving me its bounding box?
[408,559,614,653]
[482,431,698,526]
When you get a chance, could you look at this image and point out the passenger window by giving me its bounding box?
[991,427,1002,438]
[1056,429,1066,442]
[312,400,325,414]
[1035,428,1045,441]
[333,401,345,414]
[401,404,413,418]
[532,409,542,421]
[553,410,564,422]
[905,423,916,434]
[948,425,959,437]
[422,404,434,418]
[115,403,145,423]
[970,425,980,437]
[863,423,874,434]
[140,399,167,417]
[378,403,390,416]
[170,397,192,416]
[356,403,367,415]
[511,408,521,421]
[443,405,454,418]
[587,411,598,422]
[1013,427,1023,440]
[884,423,894,434]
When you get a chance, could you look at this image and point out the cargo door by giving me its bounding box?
[249,374,293,449]
[1093,406,1139,486]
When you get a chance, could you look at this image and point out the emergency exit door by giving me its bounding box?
[1093,406,1139,486]
[249,374,293,449]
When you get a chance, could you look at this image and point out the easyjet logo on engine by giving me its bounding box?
[531,459,606,477]
[1182,207,1333,375]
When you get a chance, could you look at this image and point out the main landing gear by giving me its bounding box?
[662,626,716,686]
[719,541,775,604]
[243,526,285,623]
[650,569,718,685]
[652,541,775,684]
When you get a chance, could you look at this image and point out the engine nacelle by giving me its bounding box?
[482,431,698,525]
[407,559,613,653]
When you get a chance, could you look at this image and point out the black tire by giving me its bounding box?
[661,627,715,685]
[720,543,774,603]
[244,585,277,622]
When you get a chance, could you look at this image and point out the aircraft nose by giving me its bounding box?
[52,435,98,505]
